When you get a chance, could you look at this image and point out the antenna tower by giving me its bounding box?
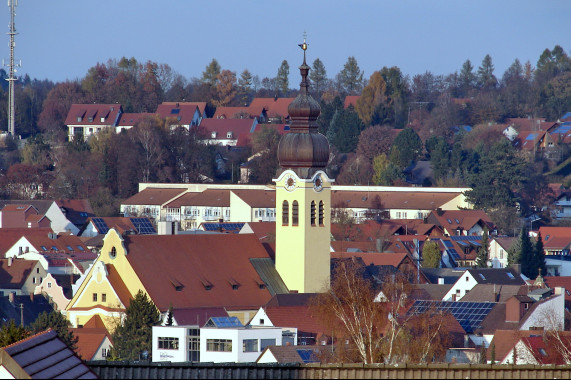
[5,0,20,136]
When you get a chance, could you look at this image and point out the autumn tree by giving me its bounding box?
[276,60,290,95]
[337,56,364,94]
[131,115,168,183]
[372,153,404,186]
[201,58,221,86]
[422,240,441,268]
[214,70,237,107]
[37,81,85,142]
[356,125,395,163]
[312,259,385,364]
[355,71,387,126]
[248,127,281,184]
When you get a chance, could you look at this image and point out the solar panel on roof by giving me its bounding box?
[92,218,109,234]
[171,108,180,114]
[131,218,156,234]
[208,317,243,328]
[297,349,317,363]
[448,249,461,260]
[409,300,494,333]
[525,133,538,140]
[443,240,453,248]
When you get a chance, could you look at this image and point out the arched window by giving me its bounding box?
[110,247,117,259]
[319,201,324,226]
[311,201,316,226]
[282,201,289,226]
[292,201,299,226]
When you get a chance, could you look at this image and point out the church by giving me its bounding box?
[65,41,333,328]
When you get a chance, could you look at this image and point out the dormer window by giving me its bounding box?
[88,117,93,122]
[77,117,82,122]
[227,131,233,138]
[211,131,217,139]
[100,117,105,122]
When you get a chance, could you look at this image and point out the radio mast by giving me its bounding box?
[5,0,20,136]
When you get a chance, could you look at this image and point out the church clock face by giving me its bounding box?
[313,174,323,192]
[284,174,297,191]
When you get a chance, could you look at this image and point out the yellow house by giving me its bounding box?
[66,228,287,330]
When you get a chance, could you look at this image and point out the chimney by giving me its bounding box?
[438,277,444,285]
[29,293,34,302]
[8,292,14,303]
[510,264,521,275]
[376,238,384,252]
[436,208,443,216]
[8,257,13,267]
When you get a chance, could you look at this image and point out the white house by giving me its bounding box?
[442,268,525,301]
[152,316,284,363]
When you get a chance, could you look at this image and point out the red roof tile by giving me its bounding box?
[123,234,274,311]
[0,259,39,288]
[65,104,122,126]
[344,95,360,109]
[116,113,157,127]
[265,305,327,337]
[71,328,111,360]
[122,188,187,206]
[248,97,294,119]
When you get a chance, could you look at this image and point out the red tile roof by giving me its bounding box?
[116,113,157,127]
[0,229,53,255]
[156,102,199,126]
[428,209,493,233]
[344,95,360,109]
[539,227,571,250]
[331,252,410,268]
[175,189,230,207]
[83,315,107,329]
[241,222,276,243]
[213,106,252,119]
[123,234,274,311]
[122,188,187,206]
[265,305,327,338]
[161,102,207,116]
[331,190,462,210]
[0,259,39,288]
[71,328,111,360]
[248,98,294,119]
[231,189,276,208]
[199,118,257,142]
[65,104,122,126]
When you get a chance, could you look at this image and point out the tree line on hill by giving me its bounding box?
[0,47,569,231]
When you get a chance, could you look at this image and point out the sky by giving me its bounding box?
[4,1,571,85]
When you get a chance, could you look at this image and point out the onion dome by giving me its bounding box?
[277,39,330,178]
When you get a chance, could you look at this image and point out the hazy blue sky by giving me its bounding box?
[5,0,570,84]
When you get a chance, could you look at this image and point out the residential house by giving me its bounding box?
[34,273,80,313]
[115,112,157,133]
[213,106,255,120]
[121,187,188,221]
[79,216,156,237]
[152,316,283,363]
[0,200,85,235]
[0,258,46,296]
[0,329,97,379]
[155,102,202,130]
[248,97,294,123]
[4,232,95,275]
[71,327,113,361]
[0,204,50,229]
[442,268,525,302]
[425,209,494,236]
[65,104,122,141]
[55,199,95,233]
[257,345,322,364]
[550,190,571,220]
[230,189,276,223]
[537,226,571,256]
[66,229,288,331]
[343,95,359,109]
[199,118,258,147]
[489,236,517,268]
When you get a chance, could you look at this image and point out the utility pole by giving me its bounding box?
[4,0,21,136]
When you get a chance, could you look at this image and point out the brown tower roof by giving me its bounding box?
[277,39,329,179]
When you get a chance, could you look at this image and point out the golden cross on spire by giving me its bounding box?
[298,32,308,64]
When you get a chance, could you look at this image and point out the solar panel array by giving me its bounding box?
[434,238,461,261]
[409,300,495,333]
[91,218,110,234]
[207,317,243,328]
[297,349,318,363]
[201,222,245,232]
[131,218,156,234]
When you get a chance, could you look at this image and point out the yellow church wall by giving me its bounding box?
[275,170,331,293]
[66,229,149,329]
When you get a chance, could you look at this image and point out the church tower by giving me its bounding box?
[273,39,332,293]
